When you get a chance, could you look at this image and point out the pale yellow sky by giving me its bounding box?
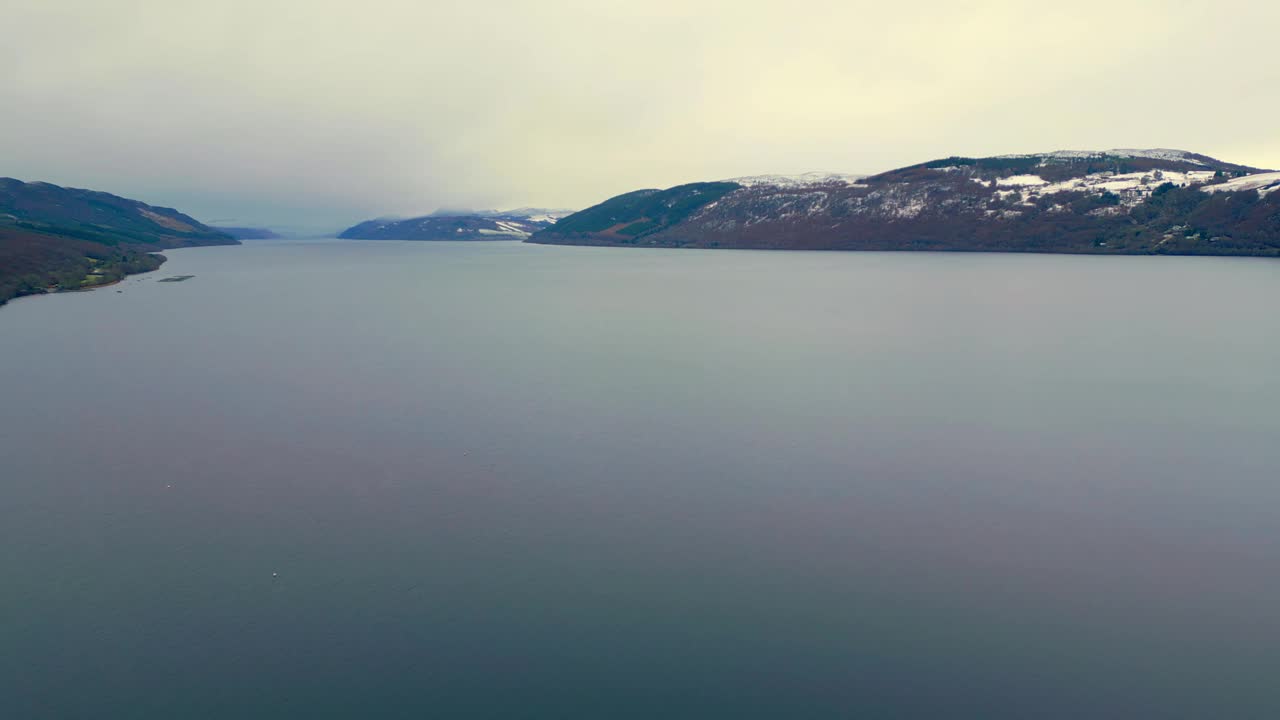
[5,0,1279,230]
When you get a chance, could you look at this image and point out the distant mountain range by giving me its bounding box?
[339,208,574,241]
[1,178,237,305]
[530,150,1280,256]
[212,226,283,240]
[7,147,1278,310]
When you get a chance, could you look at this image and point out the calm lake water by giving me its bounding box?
[3,240,1279,718]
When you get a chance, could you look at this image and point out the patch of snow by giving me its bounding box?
[502,207,575,221]
[1199,171,1280,195]
[1007,169,1218,207]
[1108,148,1205,165]
[446,208,575,222]
[492,220,530,234]
[995,148,1207,166]
[725,172,866,188]
[477,228,530,237]
[864,187,929,219]
[997,175,1048,187]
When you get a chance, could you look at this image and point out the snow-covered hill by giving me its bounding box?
[531,150,1280,256]
[339,208,571,241]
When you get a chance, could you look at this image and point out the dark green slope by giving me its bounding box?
[538,182,741,244]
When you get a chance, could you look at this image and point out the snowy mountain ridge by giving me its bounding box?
[531,149,1280,256]
[994,148,1211,165]
[724,172,867,188]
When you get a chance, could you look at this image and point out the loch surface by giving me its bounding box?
[3,240,1279,718]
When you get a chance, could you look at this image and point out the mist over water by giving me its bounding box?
[3,240,1279,718]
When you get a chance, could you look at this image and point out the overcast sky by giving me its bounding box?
[6,0,1279,232]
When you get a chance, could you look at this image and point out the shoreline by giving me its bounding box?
[0,253,168,308]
